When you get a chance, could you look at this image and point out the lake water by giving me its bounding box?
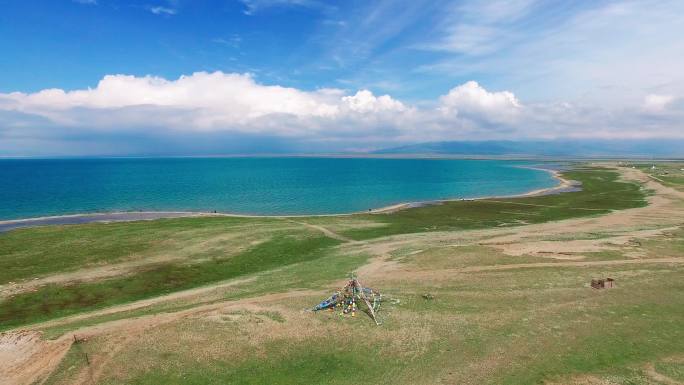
[0,157,557,220]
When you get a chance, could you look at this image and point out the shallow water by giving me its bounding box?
[0,157,557,220]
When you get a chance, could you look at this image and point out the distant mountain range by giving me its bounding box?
[374,139,684,158]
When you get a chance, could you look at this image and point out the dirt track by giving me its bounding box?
[285,219,358,243]
[355,165,684,279]
[0,330,72,385]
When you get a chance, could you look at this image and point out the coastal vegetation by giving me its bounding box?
[0,167,646,330]
[3,164,684,385]
[340,167,646,239]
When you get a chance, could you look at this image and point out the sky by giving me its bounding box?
[0,0,683,156]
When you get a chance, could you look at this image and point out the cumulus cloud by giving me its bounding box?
[0,72,682,155]
[341,90,406,113]
[0,72,412,138]
[4,72,341,129]
[439,81,521,123]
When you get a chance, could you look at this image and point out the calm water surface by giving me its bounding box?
[0,158,557,220]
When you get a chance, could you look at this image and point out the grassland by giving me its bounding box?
[2,164,684,385]
[337,167,646,239]
[631,161,684,191]
[0,168,644,330]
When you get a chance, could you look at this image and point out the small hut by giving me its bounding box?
[591,277,615,289]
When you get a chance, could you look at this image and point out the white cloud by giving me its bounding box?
[239,0,332,15]
[0,72,682,155]
[3,72,348,132]
[426,0,537,55]
[421,0,684,106]
[212,35,242,48]
[148,6,177,15]
[0,72,409,136]
[342,90,406,113]
[439,81,521,123]
[643,94,675,113]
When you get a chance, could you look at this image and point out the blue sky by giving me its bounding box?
[0,0,683,156]
[0,0,512,99]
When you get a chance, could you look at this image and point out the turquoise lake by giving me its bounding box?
[0,158,557,220]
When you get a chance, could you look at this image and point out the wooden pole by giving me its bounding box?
[354,279,380,325]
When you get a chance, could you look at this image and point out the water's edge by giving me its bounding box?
[0,167,578,233]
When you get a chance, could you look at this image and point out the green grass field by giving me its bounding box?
[0,167,646,330]
[632,162,684,191]
[4,164,684,385]
[44,254,684,385]
[339,167,646,239]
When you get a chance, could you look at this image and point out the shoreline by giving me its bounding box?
[0,167,576,232]
[368,167,576,213]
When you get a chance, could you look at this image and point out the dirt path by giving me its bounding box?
[0,330,72,385]
[462,256,684,272]
[0,229,267,300]
[644,363,683,385]
[353,165,684,282]
[285,219,358,243]
[382,257,684,282]
[31,275,258,332]
[0,253,195,300]
[483,226,680,259]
